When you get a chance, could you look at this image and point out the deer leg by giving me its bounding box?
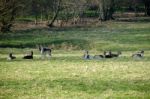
[47,51,51,59]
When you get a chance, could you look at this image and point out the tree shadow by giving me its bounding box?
[12,25,95,34]
[0,39,90,49]
[115,17,150,22]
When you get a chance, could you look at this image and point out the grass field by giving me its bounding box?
[0,21,150,99]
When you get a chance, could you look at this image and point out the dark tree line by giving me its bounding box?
[144,0,150,16]
[0,0,149,32]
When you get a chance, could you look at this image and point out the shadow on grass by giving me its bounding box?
[115,17,150,22]
[49,39,91,49]
[12,26,96,34]
[0,39,91,50]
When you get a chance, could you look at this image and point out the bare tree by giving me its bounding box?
[47,0,62,27]
[0,0,23,32]
[98,0,115,21]
[31,0,40,25]
[143,0,150,16]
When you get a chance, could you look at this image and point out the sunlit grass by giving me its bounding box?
[0,21,150,98]
[0,51,150,99]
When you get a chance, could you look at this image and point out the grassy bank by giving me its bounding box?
[0,21,150,51]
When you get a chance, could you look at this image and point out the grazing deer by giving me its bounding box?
[23,51,33,59]
[132,50,144,58]
[7,53,16,60]
[38,46,52,59]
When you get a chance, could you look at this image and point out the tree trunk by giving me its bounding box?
[1,24,12,32]
[99,0,115,21]
[143,0,150,16]
[35,15,38,25]
[1,19,12,32]
[47,0,61,27]
[99,0,106,21]
[145,2,150,16]
[47,9,59,27]
[0,0,22,32]
[108,0,115,20]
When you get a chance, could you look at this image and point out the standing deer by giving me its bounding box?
[38,46,52,59]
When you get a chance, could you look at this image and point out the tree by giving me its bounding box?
[47,0,87,26]
[60,0,87,25]
[143,0,150,16]
[98,0,115,21]
[47,0,62,27]
[31,0,40,24]
[0,0,23,32]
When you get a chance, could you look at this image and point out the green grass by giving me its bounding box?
[0,21,150,98]
[0,21,150,51]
